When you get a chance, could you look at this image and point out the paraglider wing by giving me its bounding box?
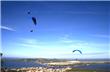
[32,17,37,25]
[30,30,33,32]
[28,11,31,14]
[27,10,31,14]
[73,50,82,54]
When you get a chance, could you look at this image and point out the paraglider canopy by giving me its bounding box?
[28,11,30,14]
[30,30,33,32]
[32,17,37,25]
[27,10,31,14]
[73,50,82,54]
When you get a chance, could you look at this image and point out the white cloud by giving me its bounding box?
[20,39,38,47]
[59,51,108,56]
[60,34,75,43]
[60,39,73,43]
[17,38,47,49]
[83,52,108,55]
[21,38,38,44]
[0,26,16,31]
[59,34,87,44]
[91,34,110,38]
[62,34,70,39]
[19,43,41,48]
[69,44,88,49]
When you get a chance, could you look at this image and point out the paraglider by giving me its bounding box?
[27,10,31,14]
[27,10,37,32]
[32,17,37,25]
[30,30,33,32]
[72,50,82,61]
[30,17,37,32]
[28,11,31,14]
[73,50,82,54]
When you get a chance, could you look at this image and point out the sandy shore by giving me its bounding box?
[45,60,110,65]
[45,61,81,65]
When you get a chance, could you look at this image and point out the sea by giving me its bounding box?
[2,61,47,69]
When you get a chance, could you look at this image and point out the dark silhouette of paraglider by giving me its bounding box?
[28,11,31,14]
[32,17,37,25]
[30,30,33,32]
[30,17,37,32]
[27,10,37,32]
[72,50,82,61]
[73,50,82,54]
[27,10,31,14]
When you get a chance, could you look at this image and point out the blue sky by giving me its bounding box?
[1,1,110,59]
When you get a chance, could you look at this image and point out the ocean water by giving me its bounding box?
[2,61,47,69]
[73,63,110,70]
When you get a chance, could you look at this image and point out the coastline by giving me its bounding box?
[45,60,110,66]
[2,60,110,72]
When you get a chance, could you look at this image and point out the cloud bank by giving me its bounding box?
[0,26,16,31]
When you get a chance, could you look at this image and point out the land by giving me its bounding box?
[66,68,110,72]
[1,58,110,72]
[2,66,110,72]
